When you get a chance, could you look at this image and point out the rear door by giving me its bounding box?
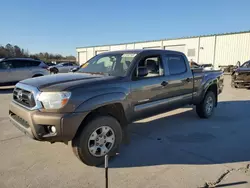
[0,61,12,83]
[26,60,45,75]
[163,52,193,106]
[10,60,33,81]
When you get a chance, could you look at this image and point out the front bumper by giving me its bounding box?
[9,101,88,142]
[232,79,250,88]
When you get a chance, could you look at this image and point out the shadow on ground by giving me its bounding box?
[0,88,14,94]
[105,100,250,168]
[215,181,248,187]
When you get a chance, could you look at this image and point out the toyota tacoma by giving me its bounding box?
[9,49,224,166]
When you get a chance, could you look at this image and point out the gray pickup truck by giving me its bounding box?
[9,49,224,166]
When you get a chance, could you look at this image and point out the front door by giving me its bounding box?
[130,54,169,120]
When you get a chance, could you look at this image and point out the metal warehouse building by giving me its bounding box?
[76,30,250,68]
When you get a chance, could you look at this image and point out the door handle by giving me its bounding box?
[185,78,191,82]
[161,81,168,86]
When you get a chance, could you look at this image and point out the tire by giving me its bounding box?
[50,68,58,74]
[72,115,123,166]
[196,91,216,119]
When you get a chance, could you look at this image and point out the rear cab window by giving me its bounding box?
[165,54,187,75]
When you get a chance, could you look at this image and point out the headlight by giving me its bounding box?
[38,92,71,109]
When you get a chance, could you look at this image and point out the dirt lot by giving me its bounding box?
[0,75,250,188]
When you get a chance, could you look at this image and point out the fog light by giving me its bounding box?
[50,126,56,133]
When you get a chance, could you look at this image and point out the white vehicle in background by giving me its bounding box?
[201,64,214,71]
[190,62,214,71]
[0,58,49,86]
[48,62,79,74]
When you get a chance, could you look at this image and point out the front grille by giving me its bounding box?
[13,87,36,108]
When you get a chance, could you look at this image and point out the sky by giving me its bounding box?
[1,0,250,56]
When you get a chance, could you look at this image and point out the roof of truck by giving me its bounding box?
[98,49,183,54]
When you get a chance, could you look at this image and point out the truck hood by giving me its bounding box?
[19,73,114,91]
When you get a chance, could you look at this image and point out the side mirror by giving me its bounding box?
[137,67,148,77]
[70,67,79,72]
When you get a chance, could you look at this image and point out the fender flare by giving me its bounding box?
[201,80,218,106]
[75,92,128,113]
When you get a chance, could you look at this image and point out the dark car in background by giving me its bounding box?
[231,60,250,88]
[45,62,56,66]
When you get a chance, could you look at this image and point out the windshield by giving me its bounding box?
[240,61,250,68]
[77,53,137,76]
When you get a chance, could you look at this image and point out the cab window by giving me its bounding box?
[165,55,187,75]
[134,55,164,78]
[0,61,13,69]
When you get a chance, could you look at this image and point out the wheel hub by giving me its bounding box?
[205,96,213,114]
[96,136,106,145]
[88,126,115,157]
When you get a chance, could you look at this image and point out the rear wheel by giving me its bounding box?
[50,68,58,74]
[72,115,123,166]
[196,91,216,118]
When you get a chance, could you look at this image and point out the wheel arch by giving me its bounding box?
[74,102,127,139]
[204,83,218,107]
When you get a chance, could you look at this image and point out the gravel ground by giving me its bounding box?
[0,75,249,188]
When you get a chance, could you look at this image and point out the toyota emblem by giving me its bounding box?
[17,90,23,101]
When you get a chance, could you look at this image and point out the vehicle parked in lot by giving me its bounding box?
[190,62,214,71]
[231,60,250,88]
[48,62,79,74]
[219,65,238,74]
[0,58,49,86]
[45,62,56,66]
[200,64,214,71]
[9,49,224,166]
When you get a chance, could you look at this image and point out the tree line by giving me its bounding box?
[0,44,76,62]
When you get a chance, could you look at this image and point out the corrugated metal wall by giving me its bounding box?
[76,31,250,68]
[215,33,250,67]
[198,36,215,65]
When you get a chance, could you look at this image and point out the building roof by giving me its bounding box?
[76,30,250,49]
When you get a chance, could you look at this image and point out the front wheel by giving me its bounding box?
[196,91,216,119]
[72,115,123,166]
[50,68,59,74]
